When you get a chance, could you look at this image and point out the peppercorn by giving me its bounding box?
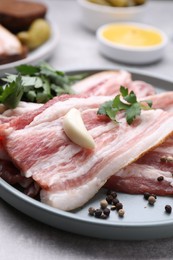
[112,198,119,206]
[95,208,102,218]
[100,213,108,219]
[116,202,123,211]
[106,194,114,204]
[165,205,172,214]
[148,195,156,205]
[103,207,110,217]
[118,209,125,217]
[110,191,117,198]
[88,207,96,216]
[100,199,108,209]
[157,176,164,182]
[111,205,116,210]
[143,192,150,200]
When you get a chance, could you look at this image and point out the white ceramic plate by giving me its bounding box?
[0,20,59,76]
[0,68,173,240]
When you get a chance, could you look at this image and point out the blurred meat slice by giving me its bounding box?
[0,24,27,65]
[71,70,155,98]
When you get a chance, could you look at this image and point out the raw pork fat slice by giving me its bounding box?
[71,70,155,97]
[105,92,173,195]
[1,105,173,211]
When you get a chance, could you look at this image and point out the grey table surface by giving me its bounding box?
[1,0,173,259]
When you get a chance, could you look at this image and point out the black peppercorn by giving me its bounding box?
[157,176,164,182]
[112,198,119,206]
[103,207,110,217]
[144,192,150,200]
[106,195,114,204]
[116,202,123,211]
[165,205,172,214]
[100,214,108,219]
[110,191,117,198]
[95,208,102,218]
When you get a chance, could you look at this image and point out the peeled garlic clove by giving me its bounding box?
[63,108,95,149]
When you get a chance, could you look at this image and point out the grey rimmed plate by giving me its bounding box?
[0,68,173,240]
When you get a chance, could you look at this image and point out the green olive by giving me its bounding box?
[17,19,51,50]
[17,31,30,45]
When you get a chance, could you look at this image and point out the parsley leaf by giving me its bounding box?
[97,86,153,125]
[0,62,87,108]
[0,75,24,109]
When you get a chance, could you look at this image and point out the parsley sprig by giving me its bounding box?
[97,86,152,125]
[0,62,87,108]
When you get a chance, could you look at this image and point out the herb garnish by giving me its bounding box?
[0,62,87,108]
[97,86,152,125]
[0,74,24,109]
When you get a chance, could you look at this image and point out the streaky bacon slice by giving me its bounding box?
[1,105,173,211]
[128,80,156,97]
[144,91,173,112]
[71,70,131,95]
[71,70,155,98]
[105,139,173,195]
[2,101,42,117]
[105,92,173,195]
[0,94,109,131]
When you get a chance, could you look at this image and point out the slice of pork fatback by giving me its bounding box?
[105,139,173,195]
[2,106,173,211]
[71,70,155,98]
[105,91,173,195]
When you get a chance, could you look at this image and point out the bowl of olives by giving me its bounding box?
[77,0,148,31]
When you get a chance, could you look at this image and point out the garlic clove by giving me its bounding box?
[63,108,95,149]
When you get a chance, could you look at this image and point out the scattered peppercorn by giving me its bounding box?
[157,176,164,182]
[112,198,119,206]
[95,208,102,218]
[88,207,96,216]
[165,205,172,214]
[100,214,108,219]
[116,202,123,211]
[111,205,116,210]
[100,199,108,209]
[106,194,114,204]
[118,209,125,217]
[110,191,117,198]
[148,195,156,205]
[103,207,110,217]
[143,192,150,200]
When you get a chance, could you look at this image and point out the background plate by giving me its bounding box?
[0,20,59,76]
[0,69,173,240]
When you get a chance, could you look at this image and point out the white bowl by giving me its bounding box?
[77,0,148,31]
[96,22,168,65]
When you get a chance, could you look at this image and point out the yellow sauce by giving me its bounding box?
[102,24,163,47]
